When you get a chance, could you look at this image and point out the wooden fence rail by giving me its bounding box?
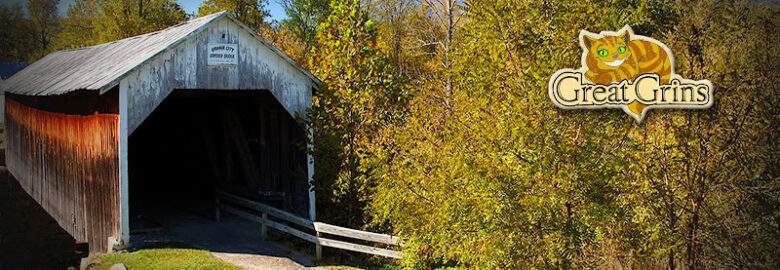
[216,191,404,259]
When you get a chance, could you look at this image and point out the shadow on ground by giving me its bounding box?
[130,206,316,270]
[0,165,85,269]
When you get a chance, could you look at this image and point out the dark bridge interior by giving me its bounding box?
[128,89,310,235]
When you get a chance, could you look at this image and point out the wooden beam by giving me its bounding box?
[220,108,261,185]
[317,237,403,259]
[215,197,221,222]
[306,106,316,222]
[314,222,402,246]
[316,231,322,260]
[216,193,404,259]
[260,212,267,240]
[119,82,130,248]
[265,217,318,243]
[198,120,222,179]
[217,191,314,229]
[219,204,316,243]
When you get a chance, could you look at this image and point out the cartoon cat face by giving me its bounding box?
[583,33,631,70]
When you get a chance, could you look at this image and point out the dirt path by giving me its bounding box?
[212,251,308,270]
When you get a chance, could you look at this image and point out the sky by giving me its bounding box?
[1,0,288,21]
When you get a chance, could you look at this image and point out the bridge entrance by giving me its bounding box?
[128,90,310,240]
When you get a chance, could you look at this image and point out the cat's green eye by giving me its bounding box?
[598,49,608,57]
[618,46,627,54]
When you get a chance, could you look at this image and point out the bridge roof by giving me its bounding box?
[0,12,320,96]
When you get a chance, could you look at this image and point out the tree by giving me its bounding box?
[279,0,330,60]
[309,0,410,228]
[367,0,463,107]
[56,0,99,48]
[368,0,680,268]
[367,0,779,268]
[58,0,186,48]
[638,1,780,268]
[257,22,308,66]
[198,0,269,30]
[27,0,60,53]
[363,0,427,82]
[0,5,37,61]
[417,0,460,106]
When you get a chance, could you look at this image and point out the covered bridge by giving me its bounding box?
[0,12,319,252]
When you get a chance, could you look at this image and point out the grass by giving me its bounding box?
[316,266,401,270]
[91,248,242,270]
[85,247,407,270]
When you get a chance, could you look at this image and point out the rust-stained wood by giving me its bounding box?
[5,98,120,253]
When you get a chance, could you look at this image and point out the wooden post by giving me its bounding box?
[315,231,322,261]
[260,212,267,240]
[119,83,130,247]
[215,197,221,222]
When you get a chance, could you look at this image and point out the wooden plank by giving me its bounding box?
[217,191,403,259]
[215,197,221,222]
[219,204,263,223]
[220,108,262,185]
[265,217,318,244]
[198,120,223,178]
[317,237,403,259]
[220,204,402,259]
[316,231,322,260]
[313,222,402,246]
[260,212,268,240]
[217,191,314,229]
[257,104,270,190]
[219,204,317,243]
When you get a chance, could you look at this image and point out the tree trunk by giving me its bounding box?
[41,29,47,51]
[138,0,144,18]
[686,201,700,270]
[444,0,453,99]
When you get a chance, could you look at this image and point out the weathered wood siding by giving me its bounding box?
[5,98,120,252]
[121,16,314,135]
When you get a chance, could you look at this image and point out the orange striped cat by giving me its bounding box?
[581,27,672,114]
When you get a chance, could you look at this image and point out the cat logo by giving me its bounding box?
[548,25,713,122]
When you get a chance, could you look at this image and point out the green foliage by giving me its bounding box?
[198,0,269,30]
[0,0,774,268]
[27,0,60,53]
[0,1,61,62]
[309,0,411,228]
[281,0,331,53]
[366,0,778,269]
[0,5,37,61]
[58,0,186,49]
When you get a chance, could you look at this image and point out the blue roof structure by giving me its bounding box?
[0,62,28,80]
